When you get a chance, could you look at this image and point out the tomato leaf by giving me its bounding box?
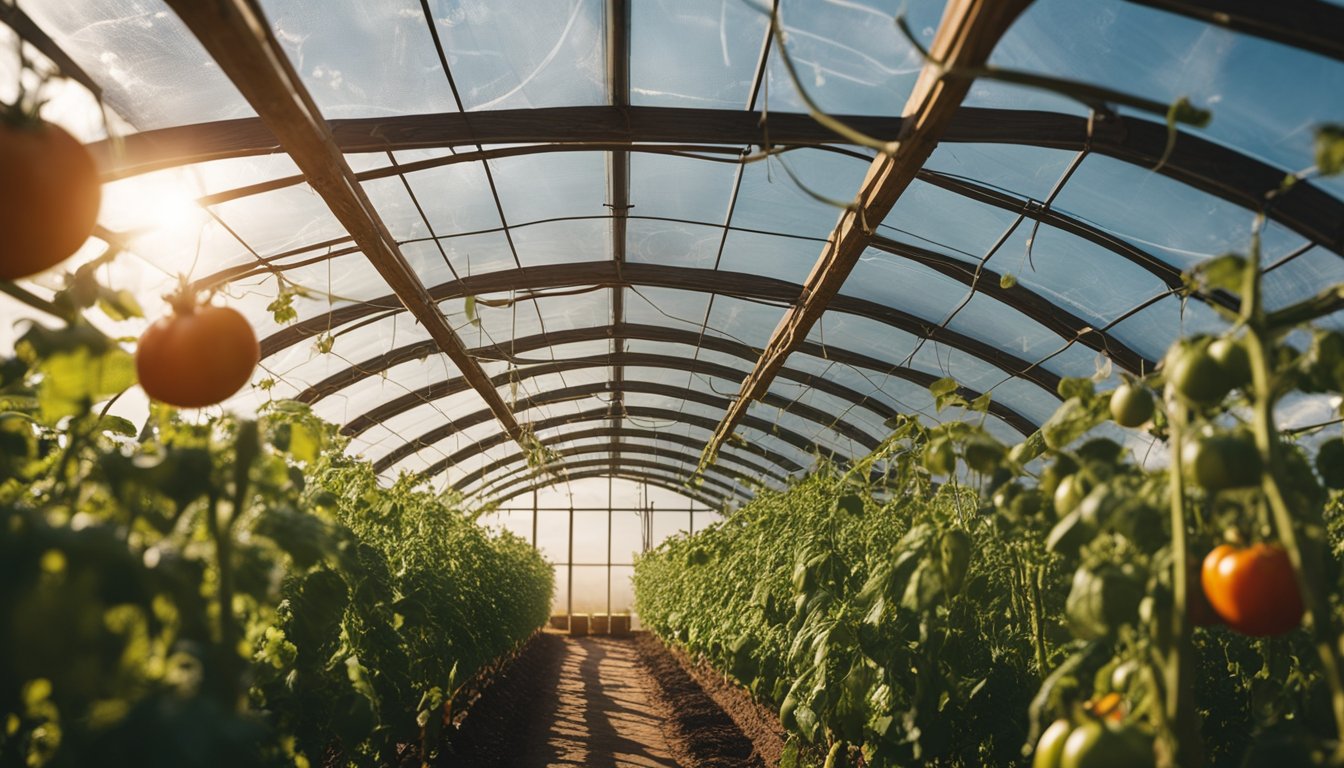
[37,347,136,424]
[97,287,144,321]
[464,295,480,328]
[1194,254,1249,295]
[1041,396,1107,450]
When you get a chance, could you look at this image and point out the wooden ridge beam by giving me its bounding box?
[607,0,631,475]
[161,0,527,450]
[699,0,1034,468]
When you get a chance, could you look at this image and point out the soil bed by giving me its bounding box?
[441,632,775,768]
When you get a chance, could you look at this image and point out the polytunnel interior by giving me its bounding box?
[2,0,1343,613]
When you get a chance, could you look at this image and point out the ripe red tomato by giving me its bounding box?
[136,303,259,408]
[0,116,101,281]
[1201,544,1303,636]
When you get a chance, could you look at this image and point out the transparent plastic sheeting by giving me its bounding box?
[992,0,1344,201]
[4,0,1343,504]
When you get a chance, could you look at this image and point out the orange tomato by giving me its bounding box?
[0,117,101,281]
[1201,544,1303,636]
[136,303,259,408]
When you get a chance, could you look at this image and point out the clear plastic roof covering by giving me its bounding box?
[2,0,1342,508]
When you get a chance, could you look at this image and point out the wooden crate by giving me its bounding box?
[609,613,631,635]
[569,613,590,636]
[590,613,610,634]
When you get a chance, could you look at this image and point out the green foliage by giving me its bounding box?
[636,429,1059,767]
[0,326,552,767]
[636,258,1344,767]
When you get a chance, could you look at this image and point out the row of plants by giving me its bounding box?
[635,137,1344,767]
[2,63,555,767]
[0,307,553,767]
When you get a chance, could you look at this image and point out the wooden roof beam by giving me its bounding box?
[162,0,527,450]
[607,0,632,474]
[700,0,1034,467]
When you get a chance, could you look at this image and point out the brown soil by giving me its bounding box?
[441,632,775,768]
[632,633,764,768]
[645,637,788,768]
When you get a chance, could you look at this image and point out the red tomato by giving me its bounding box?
[0,117,101,281]
[1201,544,1303,636]
[136,303,259,408]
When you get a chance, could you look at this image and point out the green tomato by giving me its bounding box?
[1040,455,1079,498]
[1033,719,1073,768]
[1168,344,1232,405]
[1061,721,1155,768]
[1109,384,1155,428]
[780,693,799,731]
[1054,473,1090,517]
[1208,337,1251,388]
[1182,433,1262,493]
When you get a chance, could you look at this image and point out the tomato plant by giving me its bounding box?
[0,109,101,281]
[1,306,552,766]
[136,299,259,408]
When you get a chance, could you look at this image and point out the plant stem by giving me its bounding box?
[1241,230,1344,762]
[0,280,73,322]
[203,490,241,709]
[1029,563,1048,679]
[1163,395,1201,768]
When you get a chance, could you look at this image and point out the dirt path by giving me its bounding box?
[444,633,764,768]
[445,634,677,767]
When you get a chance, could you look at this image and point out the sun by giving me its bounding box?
[100,168,210,241]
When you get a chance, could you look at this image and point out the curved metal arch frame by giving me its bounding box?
[253,239,1151,384]
[341,351,898,447]
[420,406,808,480]
[482,455,748,503]
[191,151,1234,318]
[92,107,1343,254]
[491,469,728,510]
[380,403,839,476]
[263,262,1069,395]
[463,443,775,501]
[300,322,1039,437]
[375,378,879,475]
[451,427,791,492]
